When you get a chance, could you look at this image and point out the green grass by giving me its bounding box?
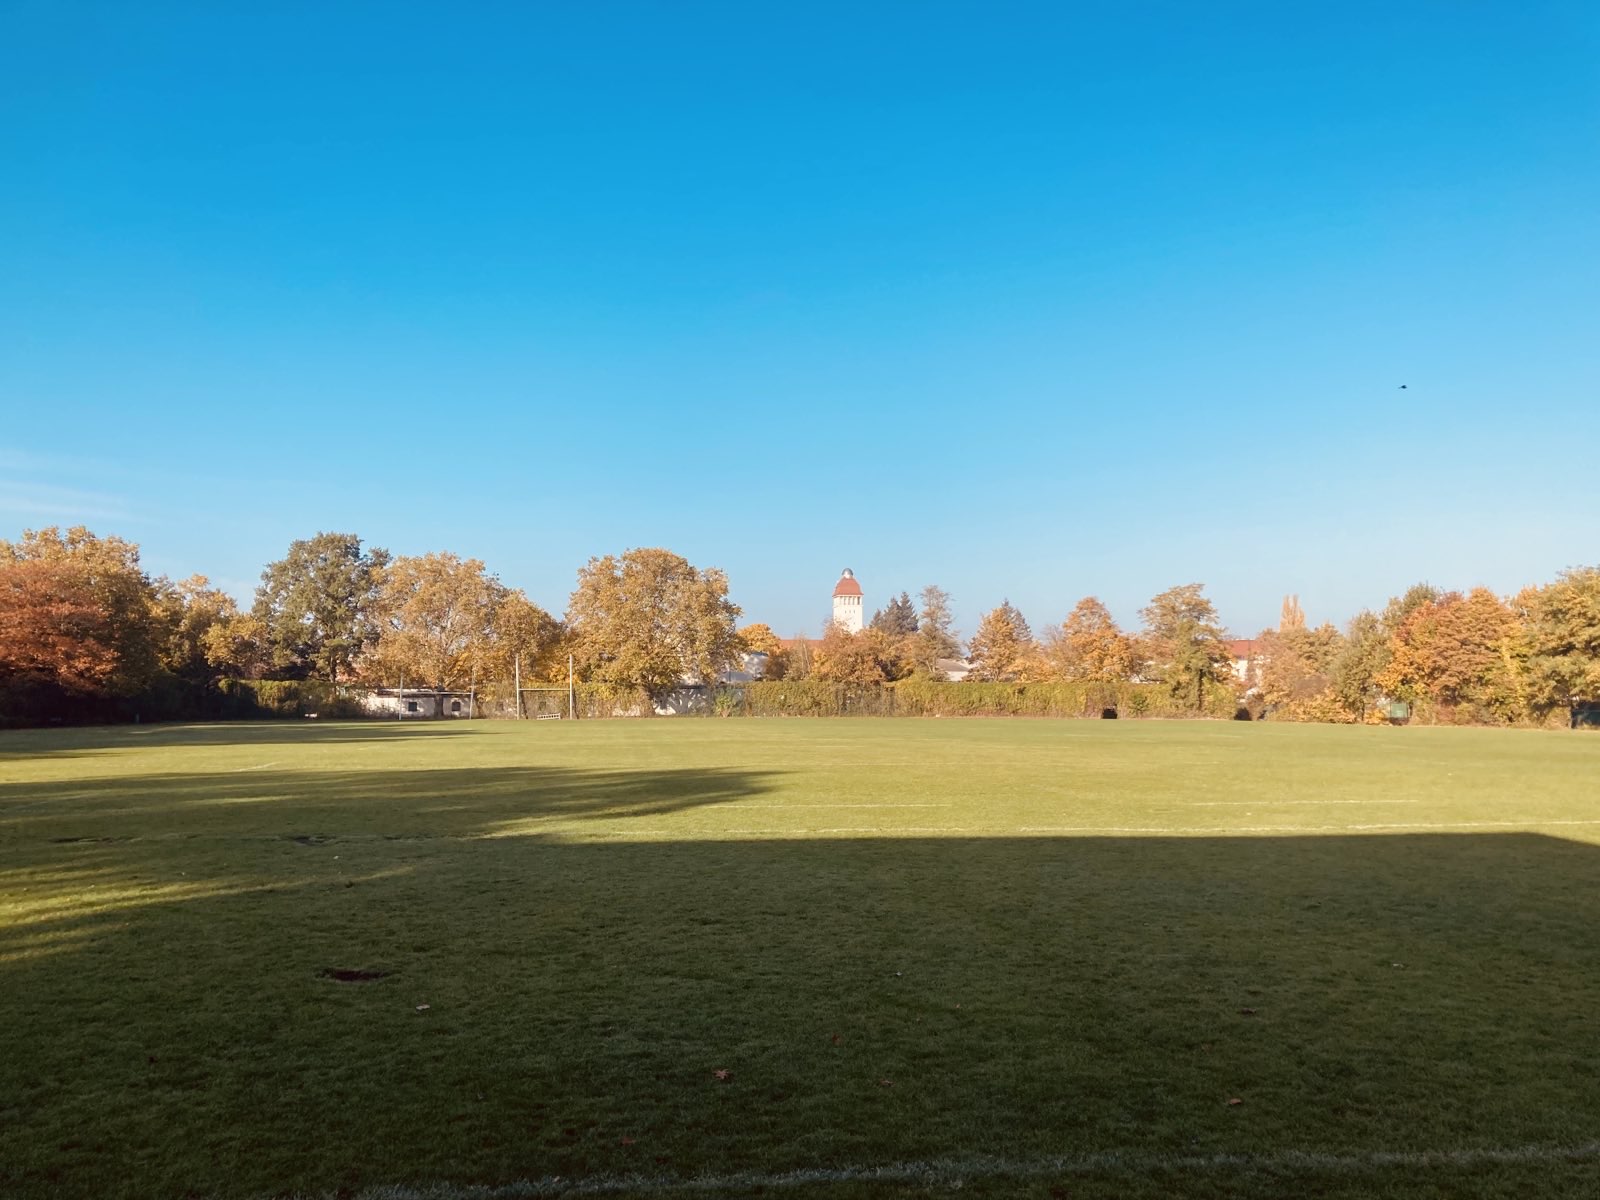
[3,718,1599,1199]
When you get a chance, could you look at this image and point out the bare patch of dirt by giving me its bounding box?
[318,967,390,983]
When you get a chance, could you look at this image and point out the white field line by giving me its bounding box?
[576,818,1600,839]
[712,803,953,809]
[296,1140,1600,1199]
[1187,798,1422,806]
[614,826,975,837]
[229,761,281,773]
[1012,819,1600,835]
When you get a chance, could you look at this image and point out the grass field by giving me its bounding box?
[3,718,1599,1199]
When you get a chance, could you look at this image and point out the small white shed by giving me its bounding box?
[358,688,475,719]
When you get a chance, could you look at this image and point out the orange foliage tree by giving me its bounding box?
[0,526,163,702]
[0,558,119,696]
[812,624,902,685]
[966,600,1035,682]
[1377,587,1525,721]
[1041,597,1138,681]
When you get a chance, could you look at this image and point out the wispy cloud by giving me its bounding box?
[0,442,299,497]
[0,481,134,524]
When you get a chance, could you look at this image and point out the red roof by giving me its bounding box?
[832,570,862,597]
[1227,639,1258,660]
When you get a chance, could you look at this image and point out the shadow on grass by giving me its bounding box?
[4,762,1600,1199]
[0,719,476,759]
[0,763,778,839]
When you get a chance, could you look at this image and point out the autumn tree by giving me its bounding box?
[1256,622,1345,709]
[738,623,781,657]
[1520,567,1600,718]
[1041,597,1137,681]
[737,623,785,680]
[364,553,506,691]
[1329,611,1385,717]
[1328,584,1441,718]
[0,526,164,698]
[869,593,919,637]
[910,585,962,676]
[1140,583,1233,709]
[0,558,120,713]
[1384,583,1444,628]
[1280,594,1305,631]
[966,600,1034,682]
[155,575,242,689]
[253,532,389,683]
[776,635,817,681]
[488,589,566,690]
[202,610,273,680]
[566,548,741,698]
[812,624,896,685]
[1377,587,1525,721]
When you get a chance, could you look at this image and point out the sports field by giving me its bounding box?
[3,719,1599,1199]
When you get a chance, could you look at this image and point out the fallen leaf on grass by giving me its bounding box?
[415,1004,431,1012]
[712,1069,732,1082]
[620,1137,636,1146]
[1238,1008,1257,1016]
[1227,1097,1243,1106]
[879,1079,893,1088]
[831,1033,844,1046]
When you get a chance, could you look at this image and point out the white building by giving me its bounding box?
[832,568,864,633]
[359,688,474,718]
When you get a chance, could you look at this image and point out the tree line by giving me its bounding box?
[754,577,1599,727]
[0,530,738,724]
[2,525,1596,726]
[747,584,1271,711]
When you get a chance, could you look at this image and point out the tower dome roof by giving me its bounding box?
[832,569,862,598]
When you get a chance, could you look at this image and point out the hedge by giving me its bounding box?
[215,679,368,719]
[714,679,1239,720]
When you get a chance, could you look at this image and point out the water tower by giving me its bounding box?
[832,568,864,633]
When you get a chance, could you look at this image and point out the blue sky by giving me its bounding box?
[3,2,1597,639]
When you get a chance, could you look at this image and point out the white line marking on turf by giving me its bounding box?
[1188,799,1422,806]
[230,761,281,773]
[580,819,1600,840]
[713,803,952,809]
[307,1140,1600,1198]
[1014,819,1600,835]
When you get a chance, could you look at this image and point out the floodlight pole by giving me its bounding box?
[398,670,404,721]
[514,653,523,719]
[568,653,575,721]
